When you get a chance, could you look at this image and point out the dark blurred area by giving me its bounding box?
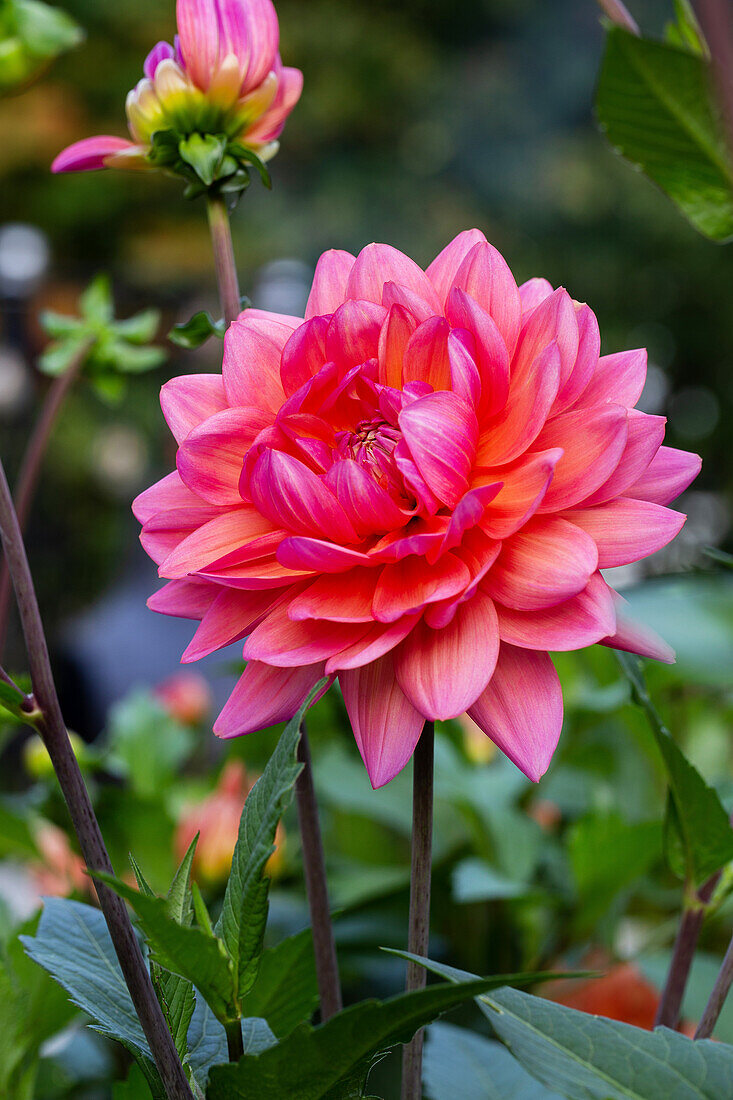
[0,0,731,726]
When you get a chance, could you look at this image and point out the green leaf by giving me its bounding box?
[14,0,83,59]
[168,310,226,349]
[215,689,316,999]
[424,1022,563,1100]
[179,134,227,186]
[20,899,162,1088]
[228,143,272,189]
[112,309,161,344]
[0,679,25,718]
[187,996,227,1090]
[596,27,733,241]
[80,273,114,323]
[38,333,89,377]
[618,653,733,885]
[0,800,37,859]
[665,0,708,57]
[206,974,535,1100]
[567,813,662,929]
[238,929,318,1038]
[479,986,733,1100]
[106,341,167,374]
[113,1062,157,1099]
[94,874,237,1025]
[105,691,195,798]
[39,309,83,339]
[167,834,198,925]
[451,858,538,904]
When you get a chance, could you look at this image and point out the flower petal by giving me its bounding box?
[225,0,279,92]
[513,287,579,395]
[176,0,219,89]
[243,603,368,665]
[372,553,471,623]
[402,317,451,391]
[182,587,280,661]
[326,615,419,672]
[496,572,616,651]
[160,374,228,445]
[147,579,217,620]
[445,288,510,416]
[222,317,287,413]
[250,449,359,542]
[475,342,561,467]
[214,660,326,737]
[452,241,522,355]
[519,277,553,314]
[325,459,408,537]
[246,62,303,143]
[600,597,675,664]
[564,498,685,568]
[482,516,598,610]
[627,446,701,505]
[580,410,666,507]
[277,536,372,573]
[399,391,478,509]
[553,302,600,414]
[479,449,562,539]
[288,568,379,622]
[340,654,426,788]
[52,136,137,173]
[468,645,563,782]
[425,229,487,308]
[133,469,206,525]
[280,316,329,396]
[576,348,647,409]
[305,249,356,319]
[532,404,629,512]
[395,591,499,720]
[160,506,276,578]
[346,244,441,313]
[177,407,270,505]
[326,299,385,368]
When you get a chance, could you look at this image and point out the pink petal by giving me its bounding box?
[144,41,176,80]
[496,572,616,651]
[160,506,276,578]
[479,449,562,539]
[447,328,481,408]
[395,591,499,720]
[133,470,206,525]
[519,278,554,314]
[340,654,426,788]
[277,536,372,573]
[580,410,666,507]
[468,645,563,782]
[325,459,408,537]
[398,391,478,509]
[250,449,359,542]
[600,597,675,664]
[381,281,435,325]
[176,0,220,89]
[627,446,701,505]
[326,615,419,673]
[147,579,217,620]
[177,407,270,505]
[576,348,647,410]
[280,316,329,396]
[482,516,598,610]
[214,660,326,738]
[372,554,471,623]
[160,374,228,445]
[475,342,561,466]
[564,498,686,568]
[305,250,356,319]
[553,303,600,414]
[325,299,386,368]
[246,64,303,143]
[243,603,368,666]
[201,555,314,590]
[378,304,418,388]
[425,229,488,308]
[346,244,441,314]
[532,404,629,513]
[513,288,579,395]
[52,136,137,173]
[228,0,279,93]
[182,587,279,661]
[288,568,379,622]
[445,288,510,416]
[140,506,221,565]
[438,483,503,554]
[223,318,287,413]
[452,241,522,355]
[239,308,302,332]
[402,317,451,391]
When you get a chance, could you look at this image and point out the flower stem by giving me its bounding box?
[296,725,343,1021]
[595,0,639,33]
[696,0,733,153]
[225,1021,245,1062]
[0,456,193,1100]
[655,872,721,1029]
[695,931,733,1038]
[0,337,91,659]
[206,195,242,327]
[401,721,434,1100]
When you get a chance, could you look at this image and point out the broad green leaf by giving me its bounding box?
[187,996,227,1091]
[596,28,733,241]
[20,899,162,1089]
[424,1021,563,1100]
[168,310,226,349]
[618,653,733,885]
[451,858,538,904]
[14,0,83,58]
[215,689,315,998]
[95,873,237,1024]
[113,1062,156,1099]
[480,986,733,1099]
[238,928,318,1037]
[206,974,534,1100]
[567,813,661,929]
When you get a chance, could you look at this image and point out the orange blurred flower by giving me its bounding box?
[31,822,88,898]
[547,961,695,1034]
[154,670,212,725]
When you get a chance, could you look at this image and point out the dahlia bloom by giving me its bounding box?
[51,0,302,175]
[135,230,700,788]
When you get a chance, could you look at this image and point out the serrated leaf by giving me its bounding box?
[596,27,733,241]
[95,874,237,1025]
[480,986,733,1100]
[179,134,227,187]
[80,273,114,323]
[215,689,317,998]
[238,928,318,1037]
[424,1021,563,1100]
[206,974,529,1100]
[167,834,198,926]
[20,898,162,1090]
[168,310,226,349]
[619,653,733,885]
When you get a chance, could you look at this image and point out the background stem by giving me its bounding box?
[655,872,720,1029]
[0,338,90,659]
[296,726,343,1021]
[206,195,242,327]
[0,457,193,1100]
[696,0,733,152]
[695,932,733,1038]
[401,722,435,1100]
[595,0,639,33]
[225,1021,244,1062]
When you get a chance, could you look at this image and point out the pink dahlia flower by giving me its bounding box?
[52,0,302,174]
[135,231,700,788]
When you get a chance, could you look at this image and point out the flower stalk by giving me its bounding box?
[595,0,639,33]
[0,456,193,1100]
[655,872,721,1029]
[0,336,92,659]
[206,195,242,328]
[696,930,733,1038]
[401,721,435,1100]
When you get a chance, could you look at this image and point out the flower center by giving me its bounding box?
[336,419,405,501]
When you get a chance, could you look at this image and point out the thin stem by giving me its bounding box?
[206,195,241,327]
[0,338,91,659]
[0,457,193,1100]
[225,1021,244,1062]
[296,726,342,1021]
[696,933,733,1038]
[655,872,721,1029]
[595,0,639,33]
[401,722,434,1100]
[696,0,733,154]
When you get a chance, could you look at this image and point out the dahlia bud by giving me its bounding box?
[51,0,302,197]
